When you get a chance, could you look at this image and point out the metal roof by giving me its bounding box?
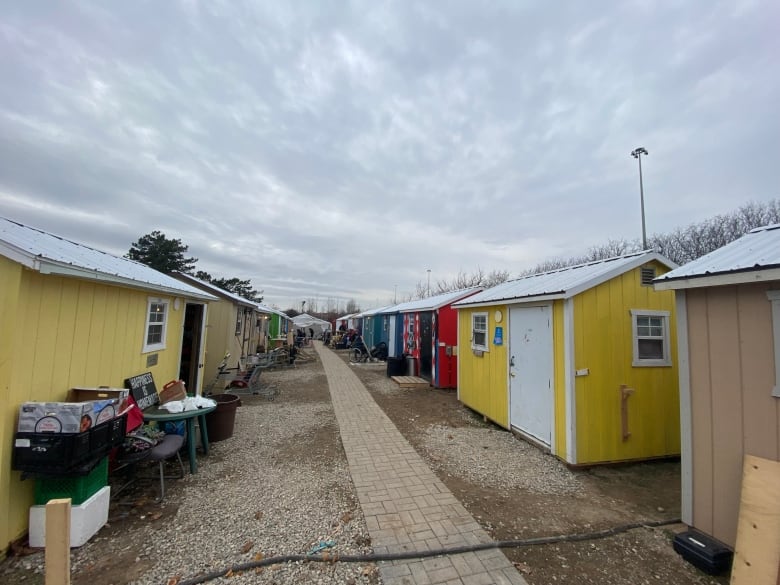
[655,224,780,289]
[455,251,675,307]
[0,217,217,300]
[256,303,288,319]
[387,287,483,313]
[355,305,394,318]
[172,272,258,307]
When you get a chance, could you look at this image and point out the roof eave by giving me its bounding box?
[454,292,567,309]
[0,241,42,270]
[654,267,780,291]
[38,260,218,301]
[171,272,256,307]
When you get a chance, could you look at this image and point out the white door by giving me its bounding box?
[388,315,397,357]
[509,305,553,445]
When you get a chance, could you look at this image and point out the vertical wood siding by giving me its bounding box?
[572,262,680,464]
[457,306,508,428]
[202,301,241,387]
[686,282,779,547]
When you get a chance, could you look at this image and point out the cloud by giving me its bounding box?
[0,0,778,310]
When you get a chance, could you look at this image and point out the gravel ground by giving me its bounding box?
[2,358,380,585]
[421,424,582,495]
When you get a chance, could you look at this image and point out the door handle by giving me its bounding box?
[510,355,515,367]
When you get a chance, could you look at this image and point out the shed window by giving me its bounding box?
[143,298,169,353]
[630,309,671,366]
[767,291,780,397]
[471,312,489,352]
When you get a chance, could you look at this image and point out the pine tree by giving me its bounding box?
[126,231,198,274]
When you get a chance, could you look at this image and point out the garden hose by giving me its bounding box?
[177,517,681,585]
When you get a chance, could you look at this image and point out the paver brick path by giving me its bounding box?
[315,344,528,585]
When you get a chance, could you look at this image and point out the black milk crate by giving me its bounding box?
[13,430,92,474]
[89,413,128,457]
[673,529,733,575]
[13,413,128,474]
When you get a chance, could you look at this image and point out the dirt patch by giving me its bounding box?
[342,352,729,585]
[72,548,154,585]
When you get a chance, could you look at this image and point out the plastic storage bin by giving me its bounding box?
[34,457,108,505]
[29,486,111,548]
[673,529,733,575]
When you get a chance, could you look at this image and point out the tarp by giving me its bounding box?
[292,313,332,336]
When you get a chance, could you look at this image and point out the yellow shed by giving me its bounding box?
[0,217,216,553]
[454,251,680,466]
[171,273,272,390]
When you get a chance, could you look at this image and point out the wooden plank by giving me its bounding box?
[730,455,780,585]
[391,376,430,389]
[45,498,71,585]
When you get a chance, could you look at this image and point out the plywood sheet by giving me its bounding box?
[391,376,430,389]
[730,455,780,585]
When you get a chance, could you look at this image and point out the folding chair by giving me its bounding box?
[228,363,279,400]
[147,434,185,501]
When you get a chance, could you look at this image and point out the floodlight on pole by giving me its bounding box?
[631,147,649,249]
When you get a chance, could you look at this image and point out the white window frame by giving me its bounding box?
[767,291,780,397]
[630,309,671,367]
[143,297,169,353]
[471,312,489,352]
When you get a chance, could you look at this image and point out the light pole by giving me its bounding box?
[394,284,397,304]
[301,300,306,314]
[426,269,431,297]
[631,147,648,249]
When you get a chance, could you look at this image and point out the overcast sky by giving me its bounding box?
[1,1,778,311]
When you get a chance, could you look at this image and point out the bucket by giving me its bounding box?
[406,355,416,377]
[205,394,240,442]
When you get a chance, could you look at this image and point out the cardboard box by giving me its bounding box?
[18,402,93,434]
[18,399,119,434]
[68,387,129,404]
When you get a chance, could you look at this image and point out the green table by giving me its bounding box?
[142,404,216,473]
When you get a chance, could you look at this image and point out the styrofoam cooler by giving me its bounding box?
[28,486,110,547]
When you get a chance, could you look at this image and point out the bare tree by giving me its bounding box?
[304,297,319,314]
[524,199,780,272]
[411,267,510,299]
[345,298,360,314]
[650,199,780,265]
[585,238,640,260]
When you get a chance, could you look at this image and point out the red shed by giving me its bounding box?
[398,287,482,388]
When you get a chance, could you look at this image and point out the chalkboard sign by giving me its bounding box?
[124,372,159,411]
